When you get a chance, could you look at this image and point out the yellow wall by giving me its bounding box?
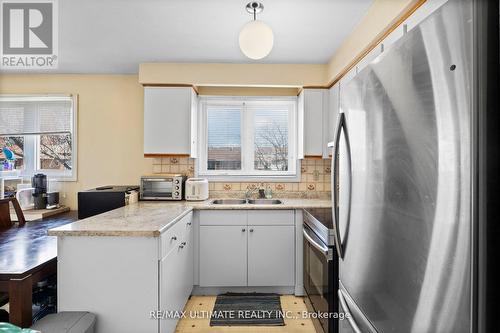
[326,0,422,85]
[139,63,327,87]
[0,74,151,209]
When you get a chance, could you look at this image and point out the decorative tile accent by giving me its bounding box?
[149,157,331,199]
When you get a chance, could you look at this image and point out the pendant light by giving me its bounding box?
[239,2,274,60]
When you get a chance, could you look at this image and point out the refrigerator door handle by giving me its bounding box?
[332,112,352,260]
[338,289,362,333]
[332,114,343,259]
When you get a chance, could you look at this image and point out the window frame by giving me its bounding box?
[0,94,78,181]
[196,96,300,182]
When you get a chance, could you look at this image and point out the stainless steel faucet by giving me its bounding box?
[245,183,268,199]
[244,185,259,199]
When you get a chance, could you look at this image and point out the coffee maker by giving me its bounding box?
[32,174,47,209]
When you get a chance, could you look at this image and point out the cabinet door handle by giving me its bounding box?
[171,236,177,241]
[242,228,246,232]
[249,229,254,232]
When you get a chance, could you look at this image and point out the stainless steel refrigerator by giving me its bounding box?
[329,0,492,332]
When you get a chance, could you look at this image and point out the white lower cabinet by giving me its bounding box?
[57,209,297,333]
[159,213,193,333]
[199,225,247,286]
[182,228,194,298]
[160,248,182,333]
[248,225,295,286]
[198,210,296,288]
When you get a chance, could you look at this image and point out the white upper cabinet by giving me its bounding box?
[381,0,448,54]
[326,83,340,156]
[338,66,358,114]
[144,87,197,157]
[297,91,305,159]
[339,66,358,89]
[302,89,329,157]
[356,44,383,73]
[404,0,448,33]
[382,25,405,52]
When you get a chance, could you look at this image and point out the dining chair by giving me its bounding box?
[0,197,26,229]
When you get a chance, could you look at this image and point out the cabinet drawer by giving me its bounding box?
[247,210,294,226]
[177,211,193,237]
[199,210,247,226]
[160,211,193,258]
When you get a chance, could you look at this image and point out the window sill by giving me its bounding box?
[196,173,301,183]
[15,171,77,182]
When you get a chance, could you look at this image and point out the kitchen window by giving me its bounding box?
[197,97,298,181]
[0,95,77,180]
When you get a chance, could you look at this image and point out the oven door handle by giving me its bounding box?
[338,289,362,333]
[303,228,332,261]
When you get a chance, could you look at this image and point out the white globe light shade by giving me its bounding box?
[239,20,274,60]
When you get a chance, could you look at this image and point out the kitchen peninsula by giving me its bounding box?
[48,199,331,333]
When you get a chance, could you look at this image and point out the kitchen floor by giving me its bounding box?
[175,295,316,333]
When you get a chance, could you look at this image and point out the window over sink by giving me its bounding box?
[197,97,298,181]
[0,95,77,180]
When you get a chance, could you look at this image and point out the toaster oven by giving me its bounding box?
[140,175,187,200]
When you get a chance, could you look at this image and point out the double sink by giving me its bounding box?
[211,199,283,205]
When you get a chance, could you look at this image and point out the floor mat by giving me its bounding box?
[210,293,285,326]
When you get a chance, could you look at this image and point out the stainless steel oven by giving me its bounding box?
[140,174,186,200]
[303,208,338,333]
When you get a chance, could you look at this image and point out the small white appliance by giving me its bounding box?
[185,178,209,201]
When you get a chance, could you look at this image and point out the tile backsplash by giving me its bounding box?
[152,157,331,199]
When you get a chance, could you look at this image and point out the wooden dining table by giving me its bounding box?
[0,211,77,327]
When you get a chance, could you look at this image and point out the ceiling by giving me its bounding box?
[29,0,373,73]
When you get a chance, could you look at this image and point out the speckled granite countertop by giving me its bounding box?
[48,199,331,237]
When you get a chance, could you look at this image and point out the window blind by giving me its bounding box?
[207,104,242,170]
[0,96,73,136]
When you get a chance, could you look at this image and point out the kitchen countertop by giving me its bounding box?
[48,198,331,237]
